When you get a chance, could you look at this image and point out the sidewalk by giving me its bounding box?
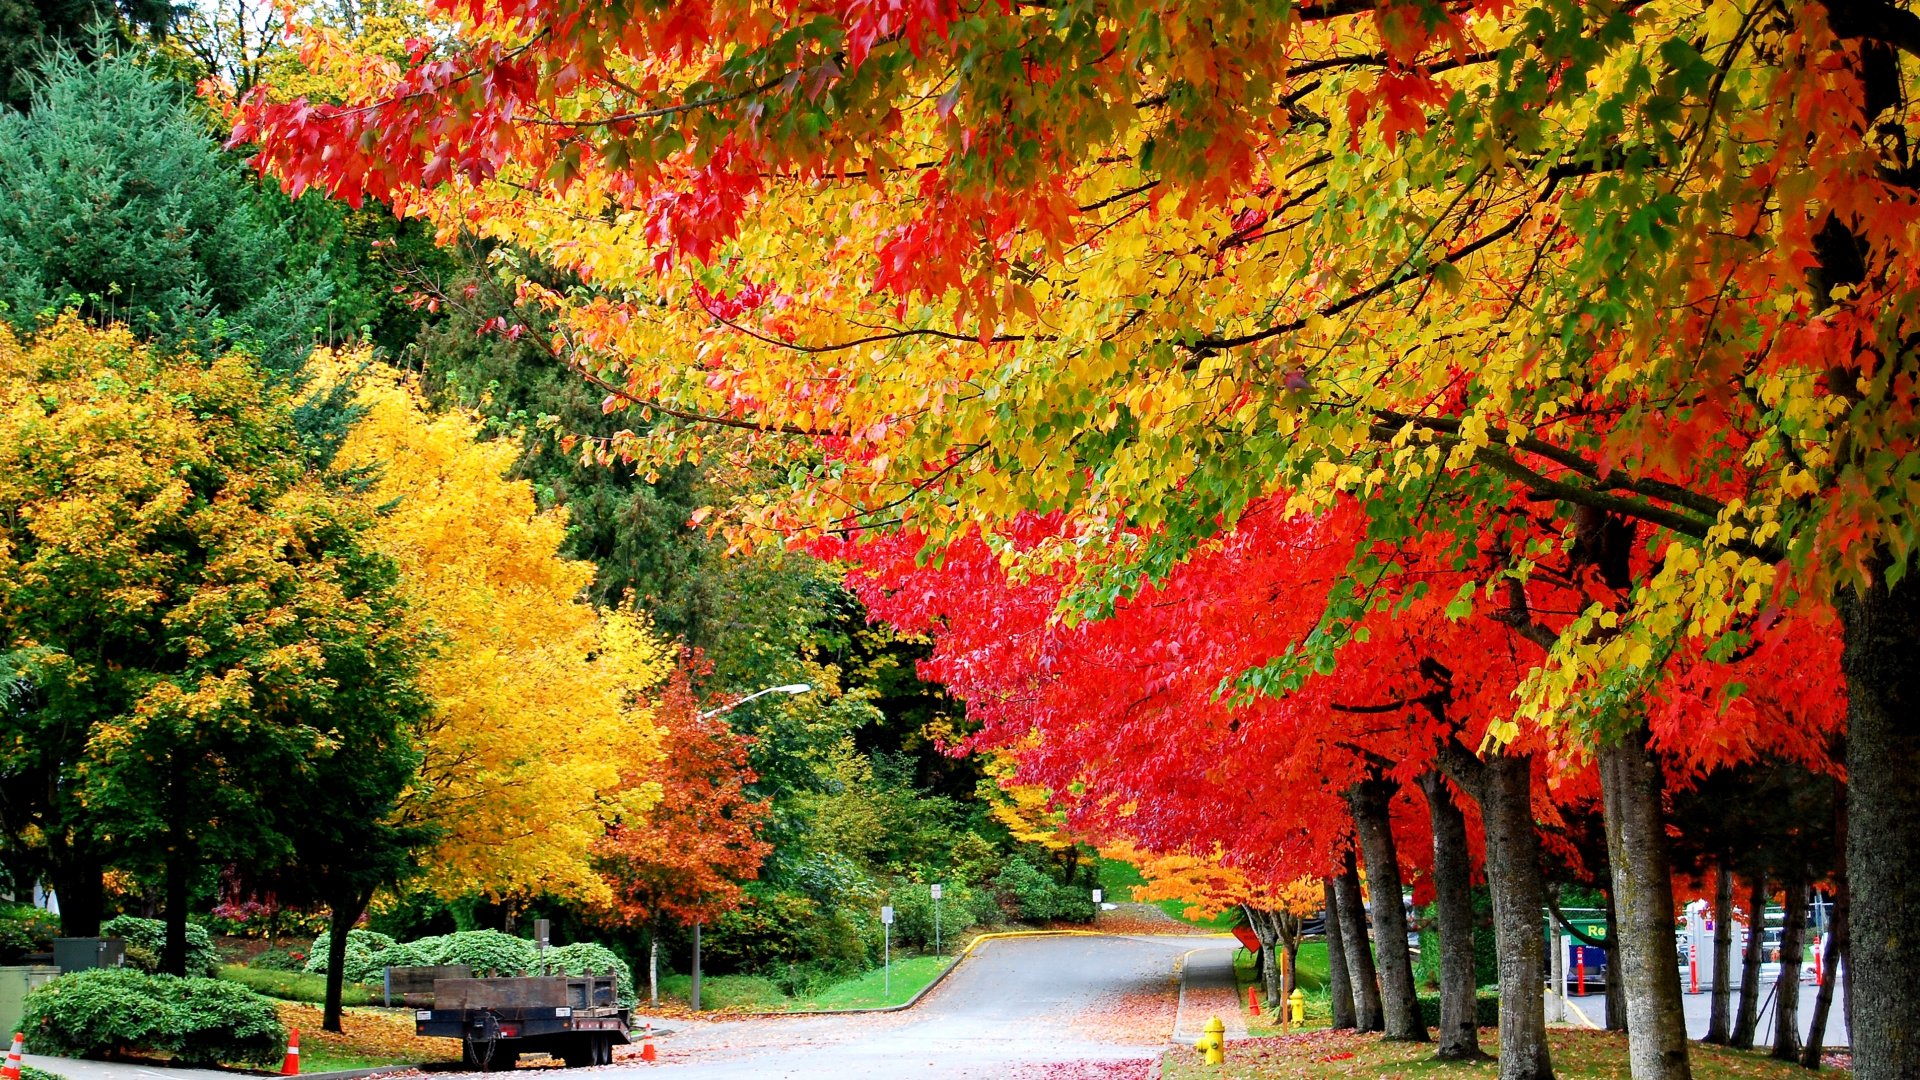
[1172,946,1248,1046]
[24,1056,247,1080]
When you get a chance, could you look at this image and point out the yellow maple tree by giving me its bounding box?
[1103,841,1319,921]
[328,358,671,902]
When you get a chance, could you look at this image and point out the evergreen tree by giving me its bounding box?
[0,0,172,107]
[0,48,328,386]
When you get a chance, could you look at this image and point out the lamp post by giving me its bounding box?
[931,884,943,956]
[684,683,809,1012]
[699,683,812,719]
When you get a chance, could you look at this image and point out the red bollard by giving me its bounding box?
[1578,950,1586,996]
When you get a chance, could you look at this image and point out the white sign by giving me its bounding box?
[1092,889,1103,904]
[881,905,894,925]
[930,884,942,899]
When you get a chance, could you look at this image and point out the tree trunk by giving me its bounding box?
[1733,872,1768,1050]
[1804,880,1851,1069]
[1442,746,1555,1080]
[1335,851,1384,1032]
[44,847,104,938]
[1772,878,1810,1062]
[1706,863,1734,1044]
[1264,938,1281,1011]
[1605,888,1627,1034]
[323,891,369,1034]
[162,844,190,977]
[1839,570,1920,1080]
[1350,774,1427,1042]
[649,925,659,1008]
[1244,906,1281,1010]
[1600,726,1691,1080]
[1324,877,1358,1030]
[1419,770,1483,1060]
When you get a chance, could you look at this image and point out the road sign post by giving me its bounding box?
[931,884,943,956]
[880,905,894,998]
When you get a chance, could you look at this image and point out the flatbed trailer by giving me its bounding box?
[415,974,630,1070]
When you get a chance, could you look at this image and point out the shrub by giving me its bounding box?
[302,929,396,984]
[992,858,1096,923]
[1415,991,1501,1029]
[886,882,980,949]
[25,968,284,1066]
[167,978,287,1065]
[541,944,635,1007]
[244,949,306,972]
[365,930,535,978]
[0,905,58,964]
[703,892,831,974]
[218,966,371,1006]
[102,917,219,977]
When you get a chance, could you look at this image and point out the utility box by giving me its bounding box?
[0,966,61,1038]
[53,938,124,974]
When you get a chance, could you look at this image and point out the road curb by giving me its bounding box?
[295,1066,427,1080]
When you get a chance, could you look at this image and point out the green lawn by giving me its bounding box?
[219,964,373,1005]
[655,954,958,1013]
[796,955,954,1009]
[1163,1027,1849,1079]
[1096,857,1243,930]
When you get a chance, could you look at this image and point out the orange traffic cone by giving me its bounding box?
[640,1022,655,1063]
[281,1028,300,1076]
[1247,986,1261,1017]
[3,1032,23,1080]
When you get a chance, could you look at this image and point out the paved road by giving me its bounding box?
[623,934,1206,1080]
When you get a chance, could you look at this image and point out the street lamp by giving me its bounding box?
[699,683,812,719]
[688,680,810,1012]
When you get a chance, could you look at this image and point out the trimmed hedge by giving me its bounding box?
[541,943,636,1006]
[362,930,536,979]
[101,916,219,978]
[1416,991,1501,1029]
[301,929,396,985]
[25,968,285,1066]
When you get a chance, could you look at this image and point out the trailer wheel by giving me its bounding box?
[598,1035,614,1065]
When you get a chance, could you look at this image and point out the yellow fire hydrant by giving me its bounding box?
[1201,1015,1225,1065]
[1289,987,1306,1025]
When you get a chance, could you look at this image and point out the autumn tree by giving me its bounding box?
[327,358,672,904]
[1110,843,1321,1014]
[0,318,432,973]
[594,670,772,1004]
[231,0,1920,1070]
